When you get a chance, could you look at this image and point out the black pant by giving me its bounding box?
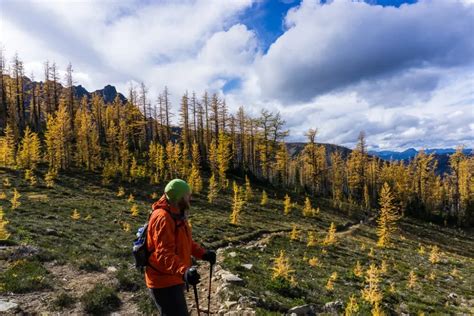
[148,284,189,316]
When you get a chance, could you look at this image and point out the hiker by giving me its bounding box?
[146,179,216,316]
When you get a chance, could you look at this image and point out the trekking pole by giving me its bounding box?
[193,283,201,316]
[207,263,213,315]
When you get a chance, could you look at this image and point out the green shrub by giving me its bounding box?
[81,284,121,315]
[52,291,75,309]
[77,257,103,272]
[0,259,51,293]
[136,290,158,315]
[116,268,141,292]
[267,277,303,298]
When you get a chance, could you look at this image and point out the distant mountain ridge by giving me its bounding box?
[73,84,127,104]
[4,75,127,106]
[368,148,472,161]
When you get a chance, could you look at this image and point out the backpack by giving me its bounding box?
[132,208,181,272]
[132,220,152,272]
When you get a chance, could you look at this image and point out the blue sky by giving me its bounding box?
[1,0,473,150]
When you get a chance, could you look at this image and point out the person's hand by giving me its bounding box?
[202,250,217,265]
[183,266,200,285]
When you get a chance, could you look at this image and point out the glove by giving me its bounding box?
[183,266,200,286]
[202,250,217,265]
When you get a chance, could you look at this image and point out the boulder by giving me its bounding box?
[287,304,317,315]
[323,300,343,313]
[224,301,238,309]
[0,300,18,313]
[447,292,458,300]
[45,228,60,236]
[221,273,243,283]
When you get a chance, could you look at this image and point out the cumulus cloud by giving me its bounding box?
[256,0,474,103]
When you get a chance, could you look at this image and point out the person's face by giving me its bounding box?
[178,192,191,212]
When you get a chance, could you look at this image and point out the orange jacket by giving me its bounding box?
[145,195,206,289]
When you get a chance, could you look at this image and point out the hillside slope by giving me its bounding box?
[0,167,473,315]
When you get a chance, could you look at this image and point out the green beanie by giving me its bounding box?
[165,179,191,202]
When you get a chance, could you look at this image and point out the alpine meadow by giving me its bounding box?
[0,0,473,315]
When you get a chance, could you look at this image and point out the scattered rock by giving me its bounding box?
[45,228,60,236]
[323,300,343,313]
[228,252,237,258]
[8,245,40,260]
[448,292,458,300]
[225,301,238,309]
[238,296,259,308]
[287,304,317,315]
[241,264,253,270]
[221,272,243,283]
[399,302,409,313]
[107,266,118,273]
[0,300,18,313]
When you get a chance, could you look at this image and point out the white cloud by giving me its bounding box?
[256,0,474,103]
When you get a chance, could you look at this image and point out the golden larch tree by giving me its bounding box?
[361,263,382,306]
[208,173,219,203]
[376,182,400,247]
[303,196,315,217]
[307,231,317,247]
[11,189,21,209]
[71,209,81,220]
[17,126,41,170]
[345,294,359,316]
[283,194,292,215]
[0,207,10,240]
[188,142,203,193]
[289,224,299,241]
[271,250,294,281]
[244,175,253,201]
[0,124,17,167]
[323,222,337,246]
[230,181,244,225]
[326,272,338,291]
[260,190,268,206]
